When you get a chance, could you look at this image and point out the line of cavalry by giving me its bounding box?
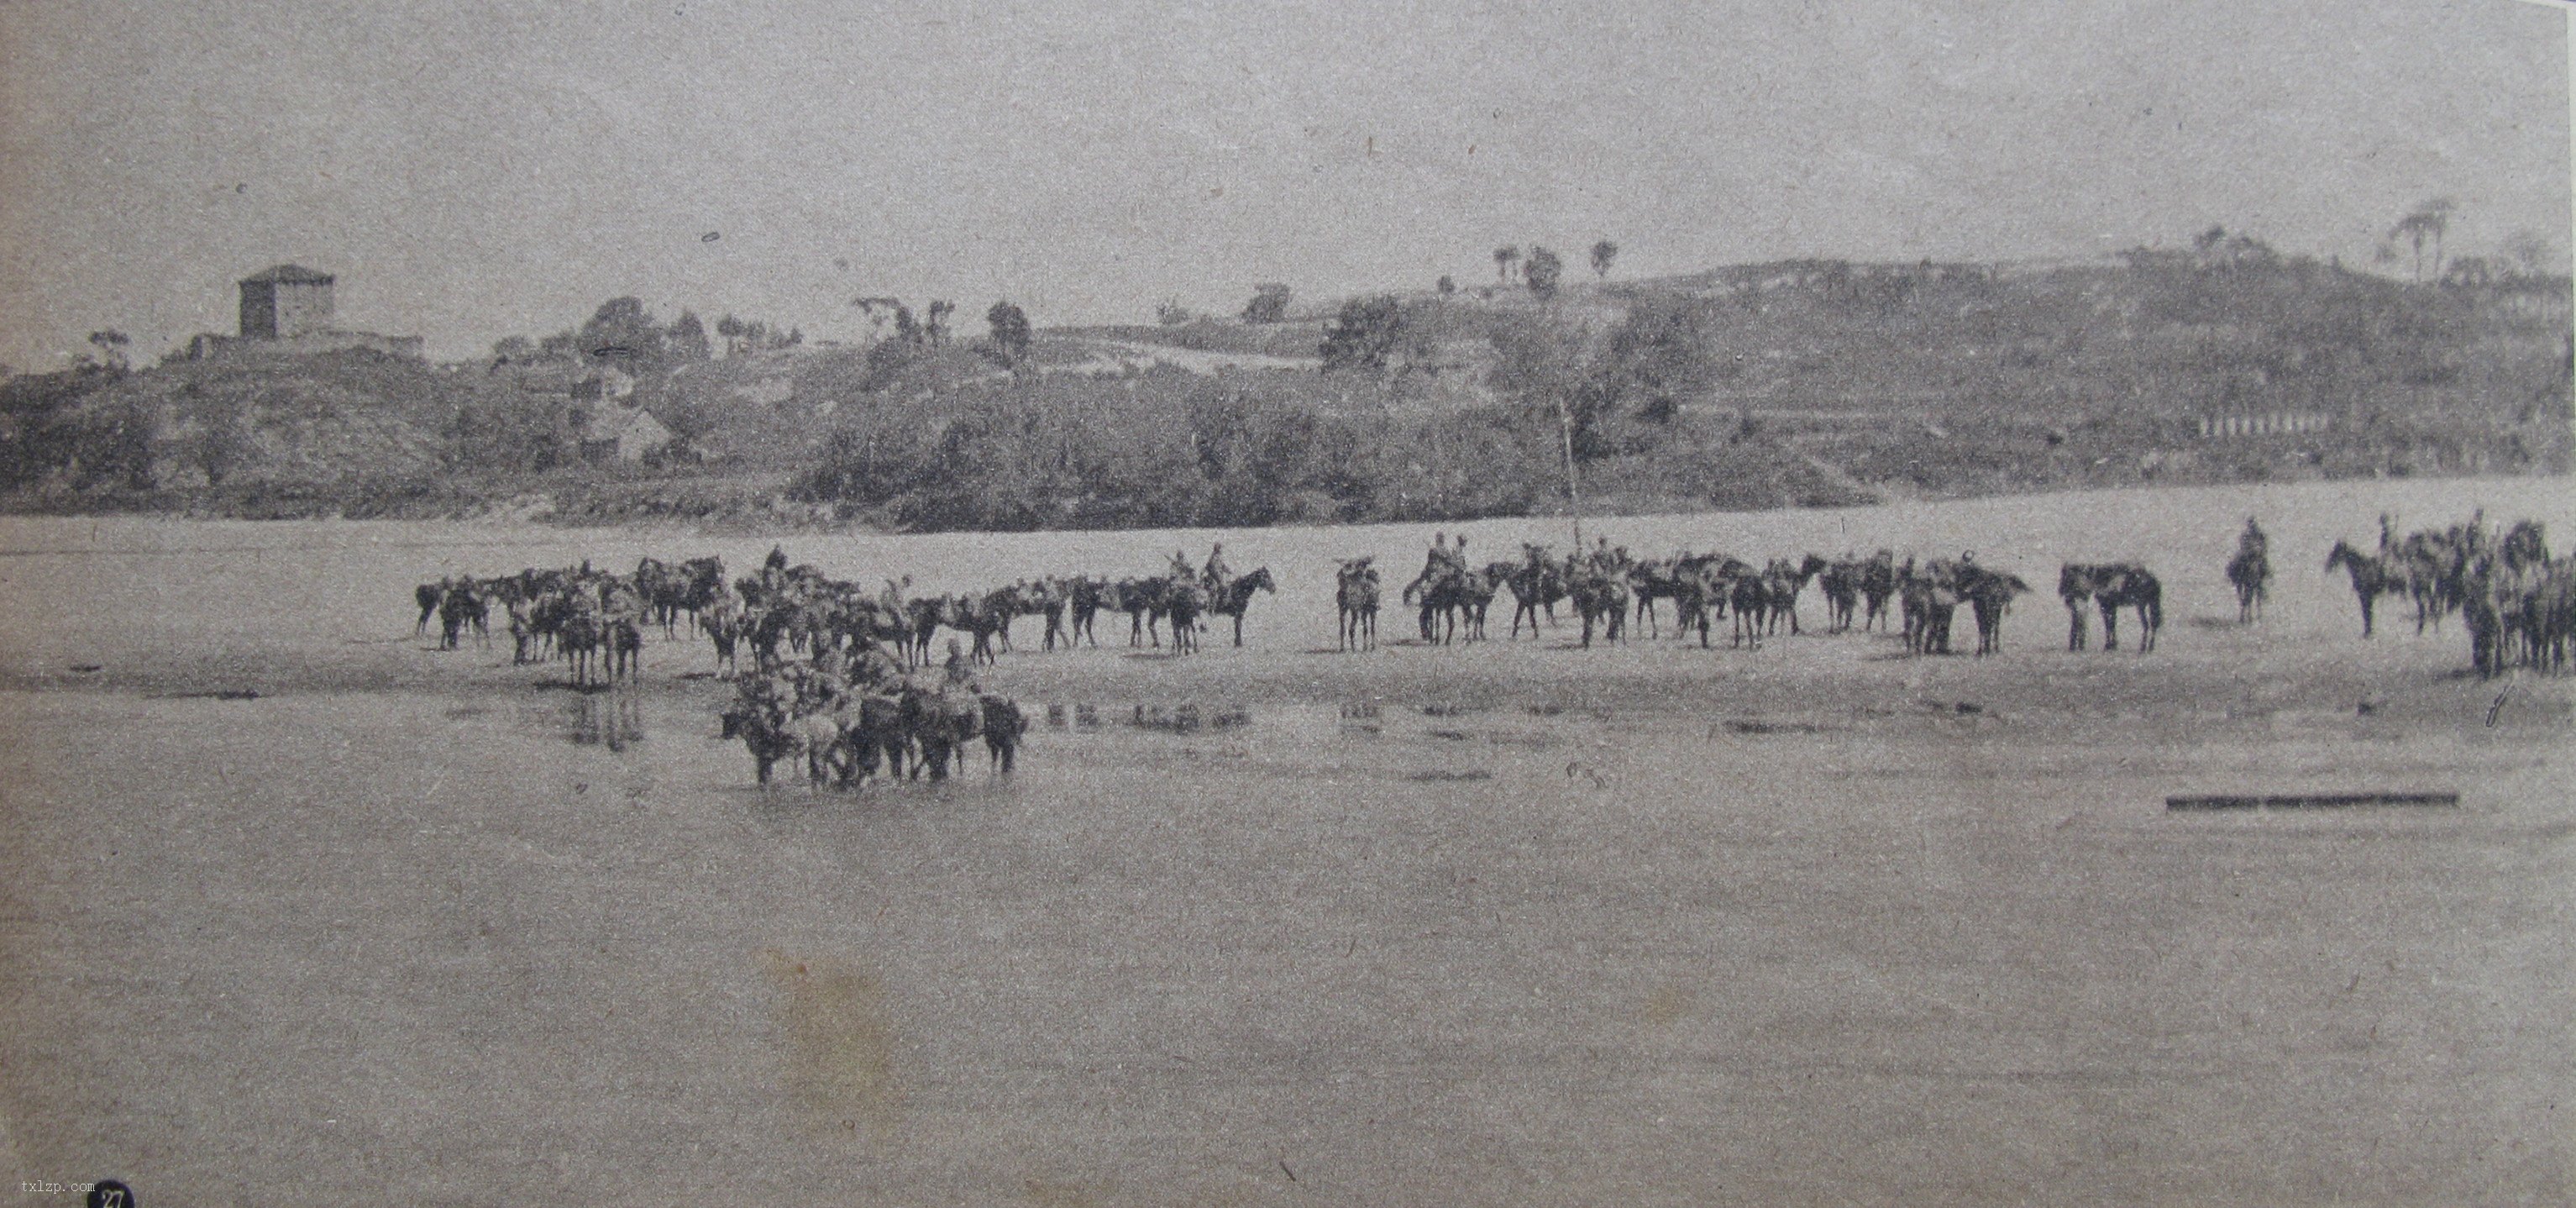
[407,510,2565,789]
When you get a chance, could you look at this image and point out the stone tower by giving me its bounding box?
[239,265,335,339]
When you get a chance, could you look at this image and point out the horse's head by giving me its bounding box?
[1247,567,1276,594]
[1799,554,1828,579]
[2058,563,2092,599]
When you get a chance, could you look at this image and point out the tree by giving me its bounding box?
[986,301,1032,365]
[714,314,744,356]
[926,301,954,346]
[2502,230,2558,279]
[1493,245,1520,284]
[1319,296,1405,373]
[2389,198,2457,282]
[1436,276,1456,296]
[1590,240,1619,281]
[1524,246,1565,300]
[1156,298,1194,326]
[1242,283,1293,324]
[580,297,666,369]
[667,310,712,361]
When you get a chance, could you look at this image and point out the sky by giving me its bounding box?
[0,0,2567,370]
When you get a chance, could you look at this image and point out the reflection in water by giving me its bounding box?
[1125,703,1252,733]
[1339,701,1382,736]
[568,691,647,751]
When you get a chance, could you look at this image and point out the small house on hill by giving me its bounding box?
[572,403,674,464]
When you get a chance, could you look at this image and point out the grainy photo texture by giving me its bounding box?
[0,1,2570,1203]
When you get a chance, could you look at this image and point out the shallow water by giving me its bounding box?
[0,478,2569,1204]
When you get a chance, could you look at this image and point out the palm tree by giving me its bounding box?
[2390,198,2458,282]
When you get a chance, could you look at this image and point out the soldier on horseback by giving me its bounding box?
[850,638,903,690]
[1168,549,1197,584]
[2238,517,2269,564]
[941,637,982,693]
[1202,543,1232,596]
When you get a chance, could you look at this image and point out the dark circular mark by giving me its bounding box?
[88,1181,135,1208]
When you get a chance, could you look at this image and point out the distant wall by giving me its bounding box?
[187,330,424,361]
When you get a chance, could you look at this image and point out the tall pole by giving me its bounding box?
[1559,401,1582,553]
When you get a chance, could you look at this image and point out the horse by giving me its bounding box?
[1761,554,1828,636]
[1729,568,1771,649]
[2227,545,2271,623]
[558,610,603,687]
[1628,558,1695,638]
[1859,550,1898,632]
[2325,540,2398,638]
[437,580,490,651]
[1902,559,1962,654]
[2089,564,2164,653]
[1068,576,1109,647]
[1818,556,1862,633]
[1162,581,1207,654]
[1031,578,1072,651]
[1336,559,1380,652]
[1115,577,1168,647]
[1206,567,1278,647]
[1405,565,1493,645]
[720,701,841,788]
[606,614,644,682]
[904,686,984,779]
[413,581,444,636]
[981,695,1028,773]
[1498,551,1569,639]
[1568,570,1628,649]
[1961,567,2029,656]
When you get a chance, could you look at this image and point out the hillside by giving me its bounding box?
[2,250,2565,528]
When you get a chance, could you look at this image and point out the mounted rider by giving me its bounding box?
[1585,536,1616,577]
[1201,543,1232,596]
[2238,517,2269,565]
[1167,549,1197,585]
[941,637,982,694]
[849,638,904,690]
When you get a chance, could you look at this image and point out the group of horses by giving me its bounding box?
[412,555,726,686]
[1361,544,2164,658]
[408,551,1300,788]
[2325,516,2569,677]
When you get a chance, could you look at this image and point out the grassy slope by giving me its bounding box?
[2,256,2564,524]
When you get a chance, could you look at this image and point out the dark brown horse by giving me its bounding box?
[1336,559,1380,652]
[2325,541,2398,638]
[1206,567,1277,647]
[2227,546,2270,623]
[1960,567,2030,656]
